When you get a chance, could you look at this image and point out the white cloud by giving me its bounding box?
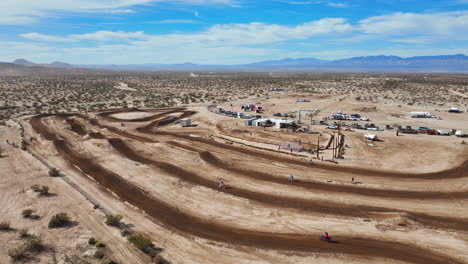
[0,0,237,25]
[390,37,429,44]
[327,3,346,7]
[359,11,468,37]
[20,18,352,45]
[13,18,352,63]
[278,1,347,7]
[148,19,200,24]
[20,33,72,42]
[21,31,148,42]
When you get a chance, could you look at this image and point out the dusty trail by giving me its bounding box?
[66,118,87,136]
[32,112,468,231]
[192,145,468,200]
[29,116,465,264]
[95,108,468,181]
[109,137,468,232]
[98,108,186,123]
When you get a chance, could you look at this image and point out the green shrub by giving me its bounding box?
[31,184,49,195]
[120,228,129,237]
[48,212,70,228]
[128,234,152,252]
[96,242,106,248]
[48,168,60,177]
[105,214,123,227]
[38,185,49,196]
[0,221,10,230]
[24,236,44,252]
[88,237,98,245]
[22,209,33,218]
[31,184,41,192]
[94,250,105,259]
[8,247,26,261]
[101,257,118,264]
[19,228,29,238]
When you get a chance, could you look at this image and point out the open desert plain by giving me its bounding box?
[1,73,468,264]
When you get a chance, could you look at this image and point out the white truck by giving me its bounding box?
[455,131,466,137]
[364,133,377,141]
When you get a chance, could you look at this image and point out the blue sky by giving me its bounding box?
[1,0,468,64]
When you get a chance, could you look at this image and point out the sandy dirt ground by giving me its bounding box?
[0,121,149,264]
[2,92,468,264]
[5,100,464,264]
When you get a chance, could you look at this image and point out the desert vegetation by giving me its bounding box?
[2,73,465,120]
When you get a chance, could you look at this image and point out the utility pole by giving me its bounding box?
[316,135,320,159]
[332,131,335,160]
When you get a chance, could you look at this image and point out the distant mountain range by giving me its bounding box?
[2,54,468,75]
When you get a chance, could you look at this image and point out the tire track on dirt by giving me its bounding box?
[168,142,468,200]
[29,115,465,264]
[32,112,468,230]
[110,138,468,232]
[100,108,468,181]
[141,116,468,180]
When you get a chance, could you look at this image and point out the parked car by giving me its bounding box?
[449,107,461,113]
[398,126,418,134]
[426,129,440,135]
[360,117,369,121]
[437,129,450,135]
[326,124,338,129]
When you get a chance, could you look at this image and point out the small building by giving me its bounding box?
[180,118,192,127]
[244,118,257,126]
[410,112,432,118]
[275,119,295,128]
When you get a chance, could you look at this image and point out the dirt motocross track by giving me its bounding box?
[27,108,468,264]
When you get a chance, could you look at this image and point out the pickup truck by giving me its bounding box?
[398,126,418,134]
[418,126,431,133]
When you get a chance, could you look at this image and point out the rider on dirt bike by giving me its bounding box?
[219,180,225,189]
[289,175,295,182]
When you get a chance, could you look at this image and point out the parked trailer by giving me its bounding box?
[410,112,432,118]
[180,118,192,127]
